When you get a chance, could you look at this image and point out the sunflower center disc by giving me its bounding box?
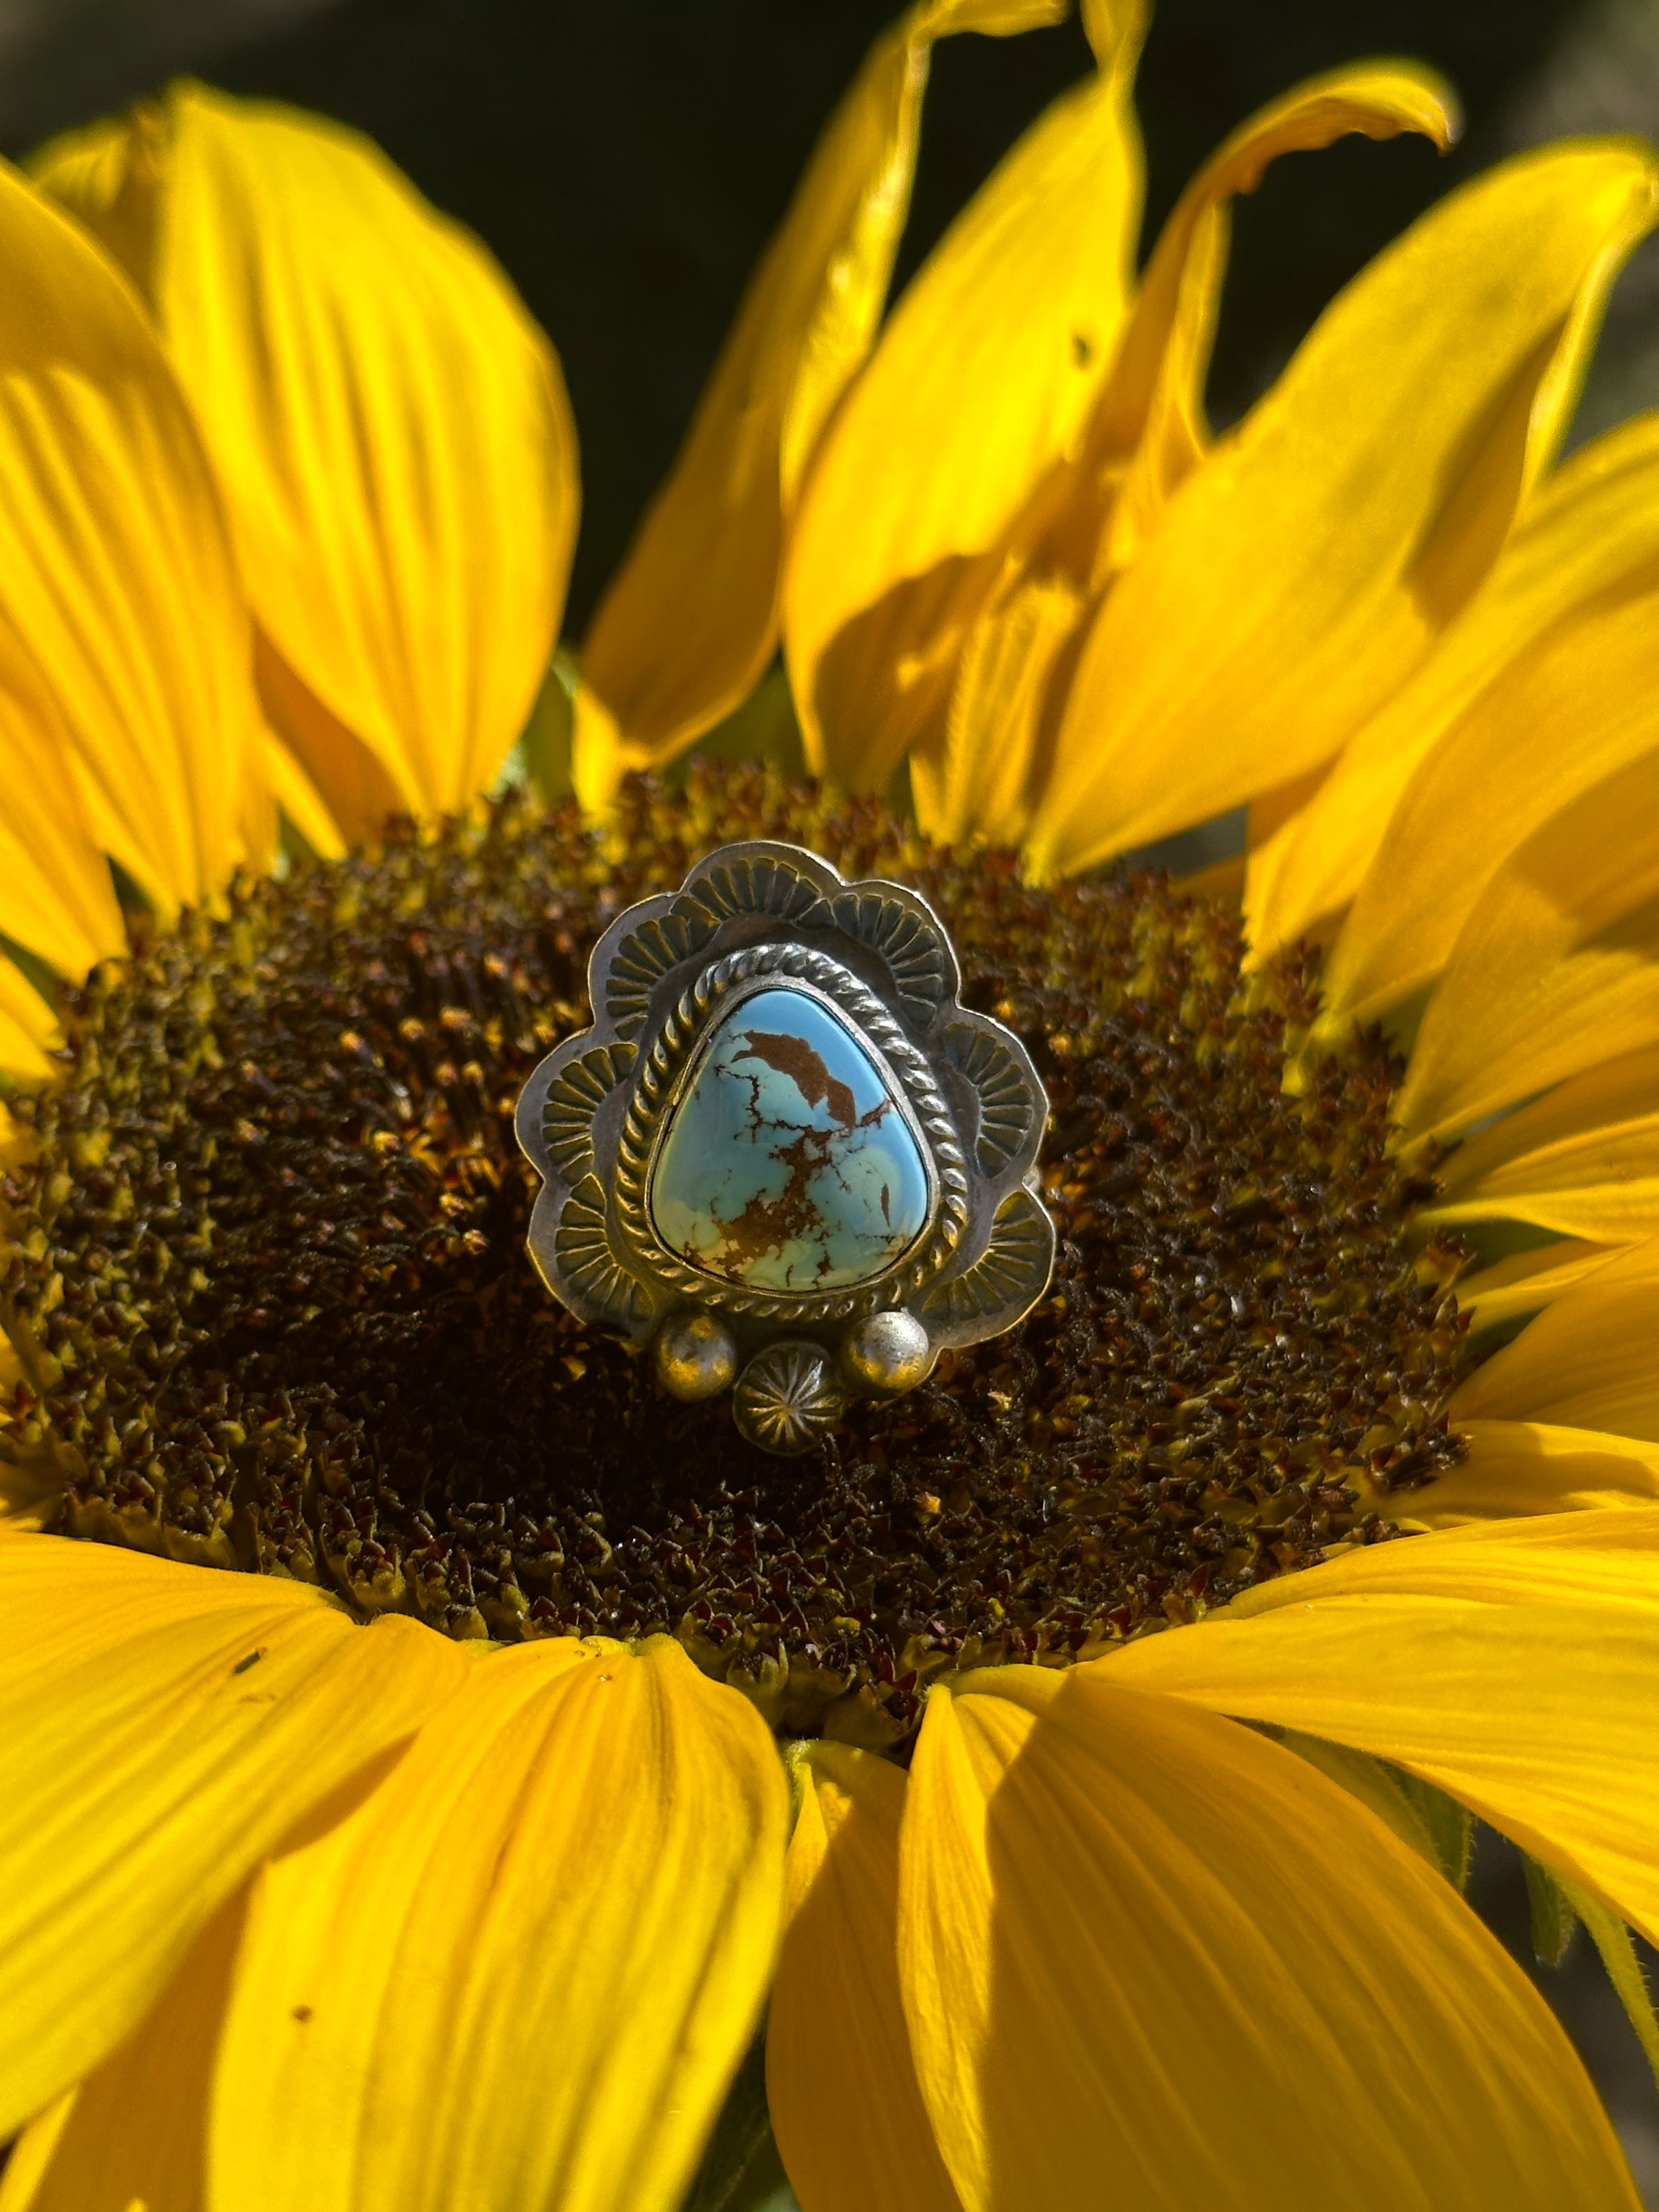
[648,986,930,1291]
[0,769,1470,1746]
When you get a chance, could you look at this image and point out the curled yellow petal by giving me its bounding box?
[0,155,269,911]
[1107,1508,1659,1946]
[900,1662,1633,2210]
[210,1635,787,2212]
[0,1531,465,2137]
[783,3,1145,798]
[578,0,1065,806]
[1098,62,1458,571]
[1026,139,1659,879]
[768,1742,961,2212]
[1250,409,1659,964]
[26,103,163,300]
[1392,746,1659,1146]
[155,83,578,831]
[906,63,1454,851]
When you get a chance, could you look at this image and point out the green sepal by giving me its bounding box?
[1273,1730,1471,1889]
[513,647,579,802]
[1522,1852,1578,1968]
[1390,1767,1472,1891]
[681,2029,799,2212]
[1541,1860,1659,2094]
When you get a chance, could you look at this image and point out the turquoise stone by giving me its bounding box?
[648,988,931,1290]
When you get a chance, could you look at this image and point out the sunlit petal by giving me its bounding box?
[1392,747,1659,1145]
[1452,1234,1659,1437]
[1097,63,1456,572]
[783,2,1145,797]
[1401,1419,1659,1527]
[156,83,578,830]
[0,1889,244,2212]
[1250,410,1659,961]
[768,1742,961,2212]
[210,1636,786,2212]
[0,155,270,910]
[0,1532,464,2136]
[900,1663,1632,2210]
[1108,1509,1659,1945]
[578,0,1066,804]
[1026,141,1659,878]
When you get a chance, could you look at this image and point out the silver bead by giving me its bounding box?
[840,1310,932,1396]
[732,1340,847,1455]
[653,1310,739,1401]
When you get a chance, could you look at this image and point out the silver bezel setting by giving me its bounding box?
[515,839,1055,1451]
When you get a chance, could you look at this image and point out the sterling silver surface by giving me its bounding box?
[515,839,1054,1454]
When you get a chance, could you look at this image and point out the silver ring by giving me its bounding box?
[515,840,1054,1454]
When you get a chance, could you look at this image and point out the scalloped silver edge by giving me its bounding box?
[515,839,1055,1439]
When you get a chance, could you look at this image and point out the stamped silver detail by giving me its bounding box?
[944,1018,1041,1175]
[916,1185,1054,1327]
[516,839,1054,1453]
[606,912,715,1040]
[541,1042,637,1181]
[732,1340,848,1454]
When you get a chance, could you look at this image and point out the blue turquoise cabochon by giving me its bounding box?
[647,987,932,1292]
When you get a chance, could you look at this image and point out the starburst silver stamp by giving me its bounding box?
[515,840,1054,1454]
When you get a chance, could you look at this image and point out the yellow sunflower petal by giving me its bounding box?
[906,66,1453,853]
[155,82,578,828]
[909,568,1085,847]
[577,0,1067,804]
[1097,63,1457,571]
[1452,1235,1659,1436]
[0,154,268,912]
[0,961,58,1083]
[0,608,125,983]
[1392,747,1659,1146]
[1025,139,1659,880]
[900,1663,1632,2210]
[26,104,163,300]
[0,1531,465,2136]
[1401,1419,1659,1526]
[210,1634,787,2212]
[768,1741,961,2212]
[1312,515,1659,1050]
[1254,409,1659,968]
[262,726,346,861]
[1456,1239,1615,1328]
[0,1889,245,2212]
[1107,1508,1659,1942]
[1423,1040,1659,1243]
[783,2,1146,797]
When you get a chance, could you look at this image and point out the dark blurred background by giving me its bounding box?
[5,0,1658,2198]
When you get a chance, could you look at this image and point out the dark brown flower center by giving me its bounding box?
[0,767,1468,1744]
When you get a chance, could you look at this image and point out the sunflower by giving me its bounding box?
[5,1,1659,2207]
